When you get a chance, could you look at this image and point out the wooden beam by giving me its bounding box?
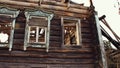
[0,0,89,15]
[0,5,88,18]
[49,10,88,18]
[26,0,88,9]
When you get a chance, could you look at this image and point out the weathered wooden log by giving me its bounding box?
[0,0,89,15]
[26,0,88,9]
[81,28,91,33]
[0,5,88,18]
[0,27,11,30]
[50,10,88,18]
[0,57,95,64]
[0,50,94,59]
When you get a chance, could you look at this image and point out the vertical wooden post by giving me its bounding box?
[9,18,16,51]
[61,17,64,47]
[94,12,108,68]
[24,12,30,51]
[89,0,93,6]
[77,19,82,46]
[10,11,20,51]
[46,16,50,52]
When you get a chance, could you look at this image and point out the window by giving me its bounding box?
[28,26,46,44]
[0,22,9,45]
[24,10,53,52]
[0,7,19,51]
[61,17,81,46]
[27,17,47,45]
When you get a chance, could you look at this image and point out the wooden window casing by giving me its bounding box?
[0,7,19,51]
[61,17,81,47]
[27,16,47,48]
[24,10,53,52]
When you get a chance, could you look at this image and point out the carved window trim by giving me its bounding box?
[24,10,53,52]
[0,7,19,51]
[61,17,82,47]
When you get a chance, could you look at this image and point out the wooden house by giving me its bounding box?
[0,0,108,68]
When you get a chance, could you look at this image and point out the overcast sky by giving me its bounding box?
[93,0,120,40]
[72,0,120,39]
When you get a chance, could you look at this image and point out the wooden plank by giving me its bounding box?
[0,27,11,30]
[47,10,88,18]
[14,34,24,39]
[0,56,95,64]
[0,62,95,68]
[13,39,24,45]
[14,28,25,34]
[49,41,61,47]
[49,64,94,68]
[0,23,11,26]
[29,18,48,27]
[82,43,94,48]
[82,38,92,43]
[82,33,92,38]
[94,13,108,68]
[30,48,94,53]
[15,23,25,28]
[50,30,61,36]
[0,49,95,59]
[81,28,92,33]
[0,16,13,22]
[51,19,61,25]
[0,62,30,68]
[50,25,61,31]
[26,0,89,9]
[0,0,89,14]
[81,22,91,28]
[50,36,61,42]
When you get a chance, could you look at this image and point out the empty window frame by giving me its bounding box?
[61,17,81,46]
[0,7,19,51]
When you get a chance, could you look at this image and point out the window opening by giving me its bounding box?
[0,7,19,51]
[24,10,53,52]
[62,17,81,46]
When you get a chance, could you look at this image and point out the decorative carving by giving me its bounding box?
[0,7,19,17]
[24,10,54,52]
[25,10,53,20]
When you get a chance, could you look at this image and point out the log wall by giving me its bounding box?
[0,2,100,67]
[0,14,99,68]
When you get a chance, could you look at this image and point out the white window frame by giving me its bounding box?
[61,17,82,47]
[28,26,47,44]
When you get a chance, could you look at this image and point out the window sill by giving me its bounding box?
[27,43,46,48]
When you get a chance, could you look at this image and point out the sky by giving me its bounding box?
[93,0,120,39]
[72,0,120,40]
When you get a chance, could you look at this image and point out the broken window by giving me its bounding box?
[0,16,10,44]
[24,10,53,52]
[28,26,46,44]
[0,7,19,51]
[61,17,81,46]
